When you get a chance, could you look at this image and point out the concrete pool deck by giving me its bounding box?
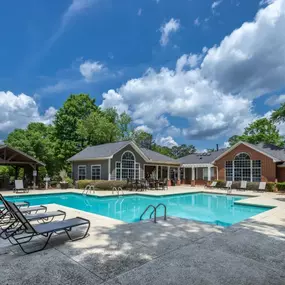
[1,186,285,284]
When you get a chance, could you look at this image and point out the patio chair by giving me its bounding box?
[223,181,232,192]
[14,180,29,193]
[239,181,247,191]
[5,201,90,254]
[258,182,266,191]
[204,181,217,189]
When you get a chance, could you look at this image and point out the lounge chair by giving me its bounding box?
[239,181,247,191]
[13,180,29,193]
[258,182,266,191]
[205,181,217,189]
[223,181,232,192]
[6,201,90,254]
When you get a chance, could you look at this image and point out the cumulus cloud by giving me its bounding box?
[155,136,178,147]
[135,125,153,133]
[0,91,56,136]
[101,0,285,141]
[265,94,285,106]
[160,18,180,46]
[79,60,104,81]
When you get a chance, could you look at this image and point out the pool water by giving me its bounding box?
[6,192,272,226]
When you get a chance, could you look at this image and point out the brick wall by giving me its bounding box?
[214,143,276,182]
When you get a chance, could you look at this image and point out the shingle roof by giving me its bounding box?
[178,148,227,165]
[140,148,179,163]
[68,141,131,161]
[246,142,285,161]
[68,141,179,164]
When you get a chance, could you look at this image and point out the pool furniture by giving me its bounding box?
[205,181,217,189]
[13,180,29,193]
[258,182,266,191]
[239,181,247,191]
[6,201,90,254]
[223,181,232,192]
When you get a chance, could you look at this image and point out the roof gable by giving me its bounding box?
[140,148,179,164]
[213,141,285,162]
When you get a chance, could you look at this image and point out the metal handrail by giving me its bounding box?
[150,203,167,221]
[140,204,157,223]
[112,187,124,196]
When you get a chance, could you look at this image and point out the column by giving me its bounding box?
[156,165,159,179]
[167,166,171,186]
[177,167,181,185]
[108,158,111,181]
[191,167,195,187]
[207,166,211,181]
[161,166,163,179]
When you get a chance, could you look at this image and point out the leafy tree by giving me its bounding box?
[228,118,284,147]
[170,144,196,158]
[228,135,240,146]
[5,123,60,176]
[116,112,133,140]
[271,103,285,123]
[77,111,119,145]
[132,130,153,149]
[152,144,173,157]
[54,94,97,163]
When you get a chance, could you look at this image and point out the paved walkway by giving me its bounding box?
[1,187,285,284]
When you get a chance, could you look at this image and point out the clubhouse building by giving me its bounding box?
[68,141,285,185]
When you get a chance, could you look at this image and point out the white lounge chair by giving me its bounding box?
[14,180,29,193]
[258,182,266,191]
[240,181,247,191]
[205,181,217,189]
[224,181,232,193]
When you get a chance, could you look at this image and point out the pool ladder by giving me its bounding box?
[112,187,124,196]
[140,203,167,223]
[82,185,96,195]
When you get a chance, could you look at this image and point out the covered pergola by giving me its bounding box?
[0,145,45,190]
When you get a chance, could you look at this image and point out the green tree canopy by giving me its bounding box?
[170,144,196,158]
[271,103,285,123]
[5,122,60,176]
[228,118,284,147]
[132,130,153,149]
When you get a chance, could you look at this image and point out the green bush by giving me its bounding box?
[276,182,285,192]
[77,180,128,190]
[215,180,226,188]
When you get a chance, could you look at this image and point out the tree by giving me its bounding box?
[77,111,119,145]
[116,112,133,140]
[228,118,284,147]
[5,123,60,177]
[170,144,196,158]
[271,103,285,123]
[132,130,153,149]
[54,94,97,163]
[228,135,240,146]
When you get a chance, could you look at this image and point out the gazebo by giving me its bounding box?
[0,145,45,190]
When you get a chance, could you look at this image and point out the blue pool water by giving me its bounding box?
[5,192,272,226]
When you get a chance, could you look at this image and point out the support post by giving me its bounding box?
[167,166,171,186]
[108,158,111,181]
[177,167,181,185]
[156,165,159,180]
[207,166,211,182]
[191,167,195,187]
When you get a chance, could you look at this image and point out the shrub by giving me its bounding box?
[77,180,128,190]
[276,182,285,192]
[215,180,226,188]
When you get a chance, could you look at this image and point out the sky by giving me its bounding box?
[1,0,285,150]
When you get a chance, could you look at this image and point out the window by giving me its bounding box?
[116,162,121,180]
[225,153,261,182]
[78,165,86,180]
[91,165,101,180]
[116,151,138,180]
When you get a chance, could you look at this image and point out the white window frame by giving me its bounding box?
[78,165,87,180]
[115,151,140,180]
[91,165,101,180]
[225,152,261,182]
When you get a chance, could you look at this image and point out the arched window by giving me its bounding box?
[225,152,261,182]
[116,151,140,180]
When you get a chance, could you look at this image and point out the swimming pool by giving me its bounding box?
[5,192,272,226]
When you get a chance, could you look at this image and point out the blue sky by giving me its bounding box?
[1,0,285,150]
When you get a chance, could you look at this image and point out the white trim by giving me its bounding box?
[68,157,111,162]
[212,141,280,163]
[277,164,285,168]
[182,163,213,168]
[78,165,87,180]
[91,164,101,180]
[108,159,111,181]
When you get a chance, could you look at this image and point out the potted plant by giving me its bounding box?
[59,170,69,189]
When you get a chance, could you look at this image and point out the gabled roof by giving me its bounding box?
[0,145,45,166]
[213,141,285,162]
[140,148,179,164]
[178,148,227,165]
[68,141,179,164]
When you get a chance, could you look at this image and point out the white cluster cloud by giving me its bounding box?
[155,136,178,147]
[160,18,180,46]
[265,94,285,106]
[79,60,104,81]
[212,0,223,13]
[101,0,285,142]
[0,91,56,135]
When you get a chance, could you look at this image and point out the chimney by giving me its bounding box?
[216,144,219,151]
